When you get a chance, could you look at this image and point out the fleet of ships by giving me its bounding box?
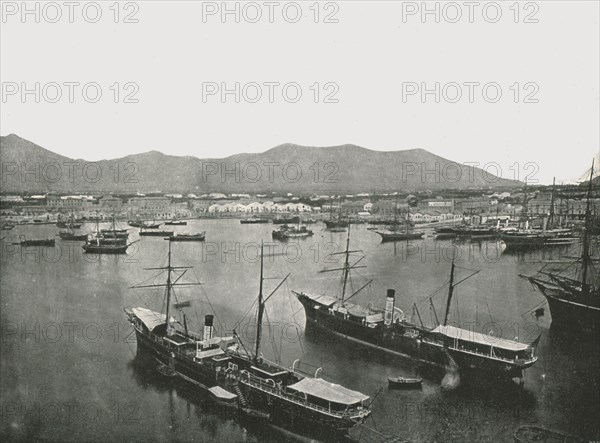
[1,162,598,441]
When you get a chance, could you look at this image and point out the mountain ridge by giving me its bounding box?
[0,134,521,194]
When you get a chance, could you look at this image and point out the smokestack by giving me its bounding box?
[384,289,395,326]
[203,314,214,342]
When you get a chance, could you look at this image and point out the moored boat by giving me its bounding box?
[164,220,187,226]
[273,216,300,225]
[124,240,372,439]
[19,237,55,247]
[387,376,422,388]
[374,204,424,242]
[58,231,88,241]
[82,241,133,254]
[140,228,174,237]
[294,227,539,381]
[168,232,206,242]
[272,225,313,240]
[523,162,599,336]
[240,218,269,224]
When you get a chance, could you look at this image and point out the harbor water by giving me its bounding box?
[1,220,598,442]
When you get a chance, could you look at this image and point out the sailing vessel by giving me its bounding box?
[128,214,162,228]
[56,213,82,229]
[501,178,579,251]
[58,214,88,240]
[124,240,371,438]
[374,203,424,242]
[294,227,538,380]
[524,162,599,335]
[83,215,135,253]
[324,203,349,229]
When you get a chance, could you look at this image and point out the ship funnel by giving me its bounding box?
[384,289,396,326]
[203,314,214,342]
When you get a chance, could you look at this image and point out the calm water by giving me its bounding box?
[1,220,599,442]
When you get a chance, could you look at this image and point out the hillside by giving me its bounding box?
[0,134,521,194]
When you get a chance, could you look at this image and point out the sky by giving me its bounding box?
[1,0,599,185]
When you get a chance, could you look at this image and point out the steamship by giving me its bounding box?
[294,227,539,380]
[124,240,371,438]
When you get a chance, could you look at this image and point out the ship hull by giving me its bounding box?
[168,235,205,242]
[131,327,365,438]
[324,220,349,229]
[139,231,174,236]
[530,283,599,335]
[59,233,88,241]
[298,295,532,379]
[376,231,424,242]
[82,244,128,254]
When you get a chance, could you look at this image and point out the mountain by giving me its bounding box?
[0,134,520,194]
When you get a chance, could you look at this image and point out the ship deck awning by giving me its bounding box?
[298,292,338,307]
[132,307,179,332]
[287,378,369,405]
[432,325,530,352]
[208,386,237,400]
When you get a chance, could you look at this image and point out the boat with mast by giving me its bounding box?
[294,227,539,380]
[324,203,349,229]
[523,162,599,335]
[83,215,136,253]
[501,178,579,250]
[56,213,82,229]
[374,198,424,242]
[124,240,372,438]
[58,213,88,240]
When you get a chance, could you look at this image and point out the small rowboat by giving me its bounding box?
[388,376,422,388]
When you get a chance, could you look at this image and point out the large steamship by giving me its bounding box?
[295,228,539,380]
[124,240,371,439]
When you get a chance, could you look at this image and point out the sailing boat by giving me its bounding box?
[374,197,424,242]
[524,161,599,335]
[83,214,136,253]
[294,228,538,380]
[124,240,371,438]
[58,213,88,241]
[324,203,349,229]
[501,178,579,250]
[56,213,82,229]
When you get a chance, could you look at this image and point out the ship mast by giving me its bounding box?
[252,240,290,364]
[341,225,352,302]
[165,239,174,335]
[130,240,200,336]
[442,249,480,326]
[548,177,556,229]
[522,178,529,229]
[254,241,265,363]
[581,160,594,292]
[443,253,456,326]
